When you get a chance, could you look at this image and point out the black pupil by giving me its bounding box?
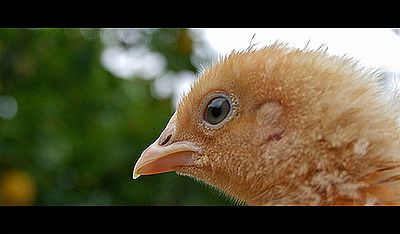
[205,97,230,125]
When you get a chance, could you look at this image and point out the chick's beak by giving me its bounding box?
[133,113,202,179]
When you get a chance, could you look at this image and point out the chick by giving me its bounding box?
[133,43,400,205]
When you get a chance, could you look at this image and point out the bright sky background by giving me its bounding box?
[203,28,400,73]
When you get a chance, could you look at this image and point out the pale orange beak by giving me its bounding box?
[132,113,202,179]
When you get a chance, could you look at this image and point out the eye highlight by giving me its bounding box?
[202,93,233,128]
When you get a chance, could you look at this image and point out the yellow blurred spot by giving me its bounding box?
[0,169,36,206]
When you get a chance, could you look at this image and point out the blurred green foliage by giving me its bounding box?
[0,28,232,205]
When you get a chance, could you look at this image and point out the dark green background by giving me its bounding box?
[0,28,232,205]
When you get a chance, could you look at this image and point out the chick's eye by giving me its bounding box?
[204,97,231,125]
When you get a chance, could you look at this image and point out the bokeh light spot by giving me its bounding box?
[0,95,18,120]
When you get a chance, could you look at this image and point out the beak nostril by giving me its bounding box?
[160,134,172,146]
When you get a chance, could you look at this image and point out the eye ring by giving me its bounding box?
[201,93,234,129]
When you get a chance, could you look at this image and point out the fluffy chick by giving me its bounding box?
[133,43,400,205]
